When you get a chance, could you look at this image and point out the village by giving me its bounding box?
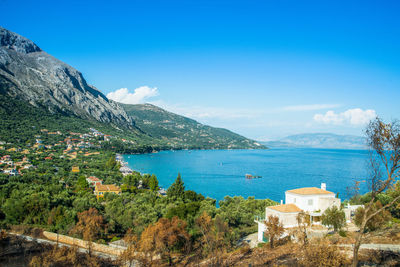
[0,127,166,200]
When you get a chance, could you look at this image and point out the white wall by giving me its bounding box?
[257,221,266,242]
[285,192,338,212]
[265,207,299,228]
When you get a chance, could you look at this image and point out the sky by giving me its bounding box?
[2,0,400,140]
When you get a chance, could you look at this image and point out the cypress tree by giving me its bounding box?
[167,173,185,199]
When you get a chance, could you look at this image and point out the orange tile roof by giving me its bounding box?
[95,184,121,192]
[286,187,334,195]
[268,204,302,213]
[88,176,102,181]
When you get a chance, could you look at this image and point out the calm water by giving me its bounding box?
[124,148,369,202]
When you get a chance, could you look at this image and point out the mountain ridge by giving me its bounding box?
[0,26,263,150]
[0,26,134,127]
[121,103,264,149]
[262,133,366,149]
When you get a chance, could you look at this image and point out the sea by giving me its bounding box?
[123,148,369,203]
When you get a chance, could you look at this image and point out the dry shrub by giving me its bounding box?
[358,249,400,266]
[29,245,111,267]
[298,239,350,267]
[10,225,31,234]
[249,242,300,266]
[0,229,7,240]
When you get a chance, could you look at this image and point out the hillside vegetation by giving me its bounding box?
[122,103,264,149]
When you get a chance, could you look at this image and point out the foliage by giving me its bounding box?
[167,173,185,200]
[139,216,190,265]
[263,215,284,248]
[70,208,105,241]
[195,212,233,264]
[294,211,311,246]
[148,174,159,192]
[354,201,392,231]
[321,206,346,232]
[121,103,265,150]
[351,118,400,267]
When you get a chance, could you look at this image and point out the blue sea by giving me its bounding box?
[123,148,369,202]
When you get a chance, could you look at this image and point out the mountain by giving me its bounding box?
[0,27,133,126]
[0,26,263,150]
[262,133,367,149]
[121,103,264,149]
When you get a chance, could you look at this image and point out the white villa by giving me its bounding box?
[256,183,341,242]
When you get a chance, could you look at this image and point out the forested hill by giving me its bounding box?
[0,26,263,150]
[121,103,264,149]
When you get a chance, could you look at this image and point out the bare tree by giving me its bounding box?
[294,211,310,246]
[264,215,284,248]
[352,118,400,267]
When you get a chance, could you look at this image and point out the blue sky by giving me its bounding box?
[2,0,400,140]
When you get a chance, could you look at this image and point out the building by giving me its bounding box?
[94,184,121,199]
[256,183,341,242]
[71,166,80,173]
[86,176,103,187]
[3,168,18,176]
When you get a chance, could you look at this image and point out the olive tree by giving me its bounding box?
[321,206,346,232]
[352,118,400,267]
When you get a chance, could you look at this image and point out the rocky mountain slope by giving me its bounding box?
[263,133,366,149]
[0,26,263,149]
[121,103,264,149]
[0,27,133,126]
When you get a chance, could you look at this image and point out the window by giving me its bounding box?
[308,199,313,206]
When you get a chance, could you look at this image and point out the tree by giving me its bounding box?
[354,200,391,231]
[105,155,117,170]
[167,173,185,200]
[120,229,144,267]
[352,118,400,267]
[263,215,284,248]
[70,208,104,242]
[294,211,311,246]
[321,206,346,232]
[139,216,190,266]
[75,176,89,192]
[195,212,232,265]
[148,174,159,192]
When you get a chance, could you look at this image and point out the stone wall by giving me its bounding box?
[42,231,125,256]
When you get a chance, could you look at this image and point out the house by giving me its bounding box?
[94,184,121,199]
[1,155,11,161]
[71,166,80,173]
[86,176,103,187]
[256,183,341,242]
[3,168,18,176]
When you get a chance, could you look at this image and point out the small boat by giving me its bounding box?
[245,174,262,179]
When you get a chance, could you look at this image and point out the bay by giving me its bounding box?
[123,148,369,202]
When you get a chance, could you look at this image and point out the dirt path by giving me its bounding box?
[339,243,400,253]
[241,233,259,248]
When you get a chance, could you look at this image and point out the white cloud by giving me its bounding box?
[106,86,159,104]
[313,108,376,126]
[282,104,340,111]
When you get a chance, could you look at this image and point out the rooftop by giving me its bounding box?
[267,203,302,213]
[286,187,334,195]
[95,184,121,192]
[87,176,102,181]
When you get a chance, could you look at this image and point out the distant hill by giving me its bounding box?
[262,133,367,149]
[121,103,264,149]
[0,26,263,150]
